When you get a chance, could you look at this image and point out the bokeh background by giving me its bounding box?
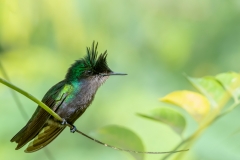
[1,0,240,160]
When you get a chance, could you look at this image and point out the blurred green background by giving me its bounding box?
[1,0,240,160]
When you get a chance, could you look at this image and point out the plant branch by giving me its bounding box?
[0,77,188,154]
[162,100,240,160]
[161,139,189,160]
[0,77,62,121]
[217,101,240,119]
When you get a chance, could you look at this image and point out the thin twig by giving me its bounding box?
[0,77,188,154]
[0,77,62,121]
[68,123,189,154]
[161,139,189,160]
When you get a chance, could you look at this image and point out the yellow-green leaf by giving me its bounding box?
[137,107,186,136]
[91,125,145,160]
[215,72,240,102]
[161,90,210,122]
[187,76,229,109]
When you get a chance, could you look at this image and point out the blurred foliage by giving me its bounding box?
[1,0,240,160]
[139,72,240,160]
[91,125,145,160]
[161,90,210,122]
[138,108,186,136]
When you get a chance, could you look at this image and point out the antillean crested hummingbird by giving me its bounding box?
[11,41,127,152]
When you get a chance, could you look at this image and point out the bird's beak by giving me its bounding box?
[109,72,127,76]
[101,72,127,76]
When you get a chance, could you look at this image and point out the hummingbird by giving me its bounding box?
[11,41,127,153]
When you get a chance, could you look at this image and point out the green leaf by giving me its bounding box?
[187,76,229,109]
[215,72,240,102]
[161,90,210,122]
[91,125,145,160]
[138,107,186,136]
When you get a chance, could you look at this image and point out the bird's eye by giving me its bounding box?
[87,70,92,74]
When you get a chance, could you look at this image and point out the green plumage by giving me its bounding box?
[11,41,126,152]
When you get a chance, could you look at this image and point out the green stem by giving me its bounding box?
[161,139,189,160]
[162,101,240,160]
[0,77,62,121]
[1,77,190,154]
[2,77,170,155]
[0,61,29,120]
[217,101,240,119]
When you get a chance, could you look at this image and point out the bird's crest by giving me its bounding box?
[65,41,112,81]
[84,41,111,73]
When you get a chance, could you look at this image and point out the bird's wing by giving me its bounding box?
[11,80,73,150]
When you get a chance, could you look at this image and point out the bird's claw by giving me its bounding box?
[61,118,76,133]
[70,125,77,133]
[61,118,68,125]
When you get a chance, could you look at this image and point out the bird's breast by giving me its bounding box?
[56,82,98,123]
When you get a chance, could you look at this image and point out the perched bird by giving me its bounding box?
[11,42,126,153]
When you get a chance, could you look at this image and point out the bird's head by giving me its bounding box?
[65,41,126,82]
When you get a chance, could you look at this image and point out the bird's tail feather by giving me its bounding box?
[24,125,65,153]
[11,125,28,143]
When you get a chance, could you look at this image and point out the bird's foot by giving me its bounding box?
[70,125,77,133]
[61,118,68,125]
[61,118,76,133]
